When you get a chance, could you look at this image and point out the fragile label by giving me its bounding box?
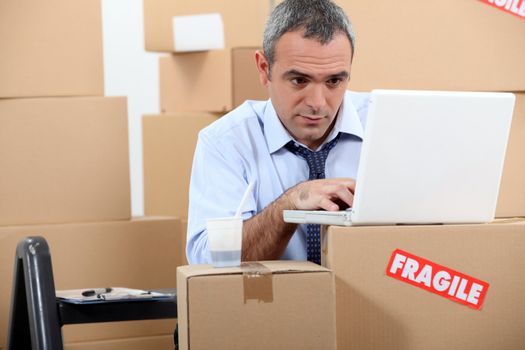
[479,0,525,19]
[386,249,489,310]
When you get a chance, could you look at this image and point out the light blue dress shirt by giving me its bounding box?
[187,90,370,264]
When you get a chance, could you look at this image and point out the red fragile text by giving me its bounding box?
[386,249,489,310]
[480,0,525,19]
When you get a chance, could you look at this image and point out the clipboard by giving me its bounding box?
[56,287,175,304]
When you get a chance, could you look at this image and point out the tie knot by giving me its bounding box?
[285,134,340,180]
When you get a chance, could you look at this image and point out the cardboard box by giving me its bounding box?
[0,0,104,98]
[65,335,173,350]
[177,261,336,350]
[496,92,525,217]
[159,48,268,113]
[143,112,220,218]
[0,96,130,226]
[340,0,525,91]
[143,0,271,52]
[0,217,183,347]
[323,220,525,350]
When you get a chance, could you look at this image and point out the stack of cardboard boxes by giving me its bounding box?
[141,0,525,348]
[142,0,271,258]
[322,1,525,349]
[0,1,182,349]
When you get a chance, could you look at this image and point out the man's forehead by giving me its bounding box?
[273,30,352,63]
[272,31,352,77]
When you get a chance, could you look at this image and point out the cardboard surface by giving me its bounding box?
[177,261,336,350]
[341,0,525,91]
[0,96,130,226]
[0,0,104,98]
[496,92,525,217]
[64,335,173,350]
[143,112,220,218]
[143,0,271,52]
[159,48,268,113]
[323,220,525,350]
[0,217,183,346]
[232,47,268,107]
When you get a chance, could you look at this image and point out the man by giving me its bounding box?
[187,0,369,264]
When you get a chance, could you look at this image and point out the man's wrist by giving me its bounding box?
[281,185,299,211]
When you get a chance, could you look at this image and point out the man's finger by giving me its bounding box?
[333,186,354,208]
[319,197,340,211]
[325,178,356,192]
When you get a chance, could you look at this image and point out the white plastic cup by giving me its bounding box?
[206,217,243,267]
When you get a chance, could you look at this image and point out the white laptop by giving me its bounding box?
[283,89,515,226]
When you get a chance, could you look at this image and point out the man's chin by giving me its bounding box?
[297,133,327,148]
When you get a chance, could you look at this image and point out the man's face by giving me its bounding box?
[256,30,352,149]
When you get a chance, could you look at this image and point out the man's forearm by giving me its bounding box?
[241,191,298,261]
[240,178,356,261]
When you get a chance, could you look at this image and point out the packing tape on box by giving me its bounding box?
[241,262,273,303]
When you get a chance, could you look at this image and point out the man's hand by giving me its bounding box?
[287,178,356,211]
[242,178,356,261]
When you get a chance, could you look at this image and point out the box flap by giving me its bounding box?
[177,260,330,279]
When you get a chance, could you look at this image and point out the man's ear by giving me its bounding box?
[255,50,270,87]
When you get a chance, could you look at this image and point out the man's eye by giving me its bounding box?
[291,77,308,86]
[326,78,343,87]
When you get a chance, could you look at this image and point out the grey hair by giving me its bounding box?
[263,0,356,74]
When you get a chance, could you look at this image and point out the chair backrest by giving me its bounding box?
[7,236,64,350]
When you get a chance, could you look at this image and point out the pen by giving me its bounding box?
[81,288,112,297]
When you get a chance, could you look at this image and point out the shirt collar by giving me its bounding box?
[263,92,365,154]
[263,101,293,154]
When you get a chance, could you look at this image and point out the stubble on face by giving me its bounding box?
[267,30,353,149]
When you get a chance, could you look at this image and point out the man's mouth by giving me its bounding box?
[299,114,324,121]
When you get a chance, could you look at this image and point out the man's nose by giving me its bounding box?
[304,84,327,113]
